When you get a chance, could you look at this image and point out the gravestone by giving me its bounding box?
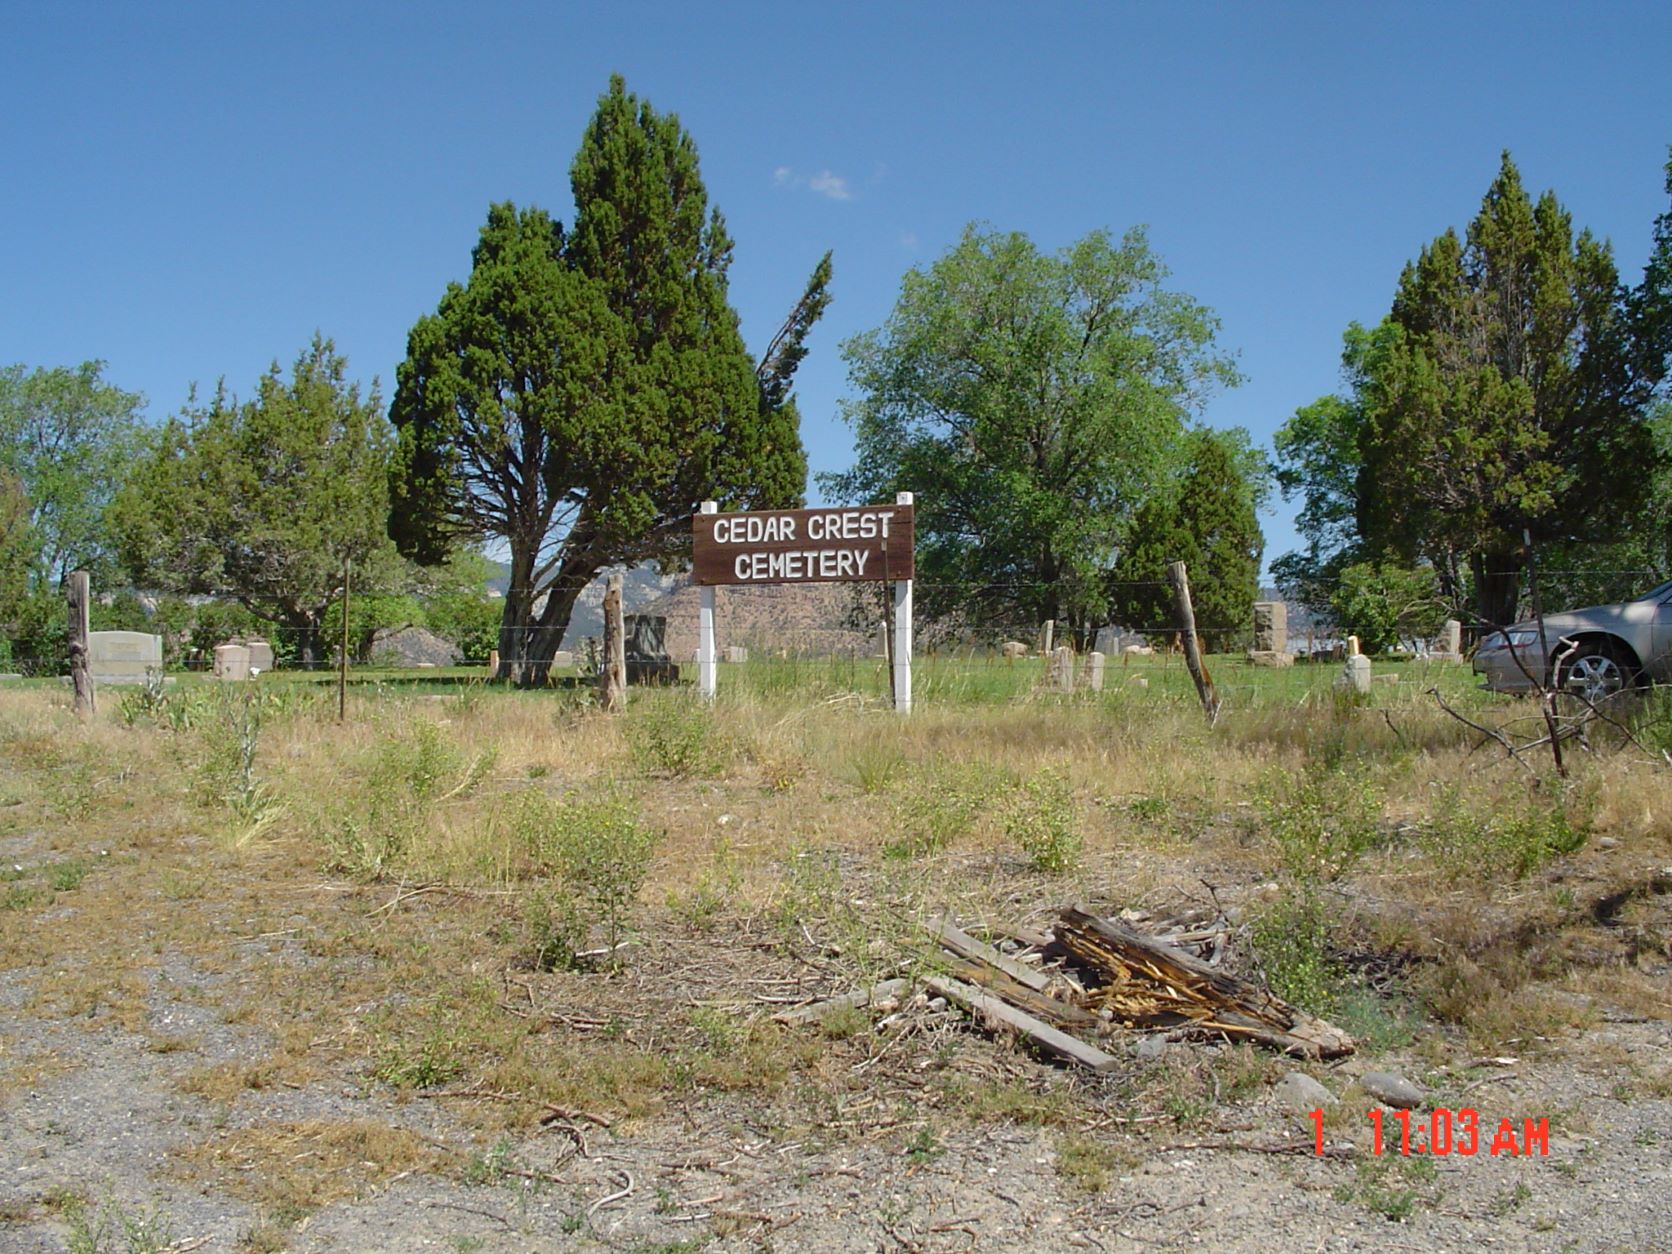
[725,645,748,664]
[1000,641,1029,659]
[1432,619,1464,662]
[1252,602,1287,653]
[487,648,500,674]
[1049,646,1074,691]
[245,639,275,673]
[88,631,162,684]
[1338,654,1372,694]
[552,650,574,670]
[1093,626,1120,657]
[213,643,251,681]
[1084,651,1106,692]
[624,614,678,686]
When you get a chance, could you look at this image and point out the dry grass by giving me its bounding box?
[2,660,1669,1197]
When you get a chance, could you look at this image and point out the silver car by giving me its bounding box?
[1473,579,1672,702]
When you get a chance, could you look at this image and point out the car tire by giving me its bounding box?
[1552,640,1637,708]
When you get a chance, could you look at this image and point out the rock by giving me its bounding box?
[1246,650,1294,667]
[1337,653,1372,694]
[1597,836,1619,850]
[1361,1071,1426,1108]
[1134,1034,1169,1060]
[1276,1071,1335,1112]
[370,625,462,668]
[1128,676,1149,690]
[1000,641,1029,658]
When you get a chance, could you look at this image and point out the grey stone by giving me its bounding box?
[1338,654,1372,694]
[369,625,461,668]
[1084,651,1105,692]
[88,630,163,684]
[1049,645,1074,691]
[1000,640,1029,659]
[245,639,275,672]
[1276,1070,1335,1112]
[725,645,747,664]
[1128,676,1149,690]
[1134,1034,1169,1060]
[213,643,251,681]
[552,650,574,669]
[1247,650,1294,667]
[1361,1071,1426,1108]
[1093,627,1120,656]
[1252,601,1287,653]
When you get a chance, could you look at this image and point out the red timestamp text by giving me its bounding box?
[1309,1108,1549,1157]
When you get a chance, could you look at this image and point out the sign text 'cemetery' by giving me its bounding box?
[693,504,915,586]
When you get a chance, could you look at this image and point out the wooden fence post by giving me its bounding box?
[1167,561,1219,723]
[67,570,95,717]
[599,572,626,713]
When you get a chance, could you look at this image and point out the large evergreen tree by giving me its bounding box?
[1106,428,1266,647]
[390,77,821,683]
[825,225,1238,639]
[113,335,392,665]
[1276,153,1670,630]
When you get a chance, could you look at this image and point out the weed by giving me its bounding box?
[884,760,988,859]
[666,837,741,933]
[847,740,906,794]
[626,695,720,778]
[1006,768,1081,873]
[1055,1132,1124,1193]
[518,886,588,972]
[1335,1154,1437,1221]
[45,858,88,892]
[904,1125,942,1164]
[1490,1181,1533,1215]
[1250,888,1344,1014]
[1420,783,1590,882]
[62,1188,176,1254]
[1257,764,1383,882]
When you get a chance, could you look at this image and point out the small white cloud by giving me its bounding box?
[772,165,854,202]
[898,231,919,252]
[808,170,852,201]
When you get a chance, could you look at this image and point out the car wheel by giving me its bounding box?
[1552,641,1635,707]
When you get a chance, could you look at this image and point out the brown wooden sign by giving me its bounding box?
[692,504,914,586]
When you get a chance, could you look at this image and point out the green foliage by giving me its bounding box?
[1256,764,1384,882]
[519,886,588,972]
[0,360,144,586]
[391,76,818,682]
[1275,152,1672,629]
[1107,427,1267,644]
[1419,784,1590,881]
[884,759,991,858]
[1005,767,1081,873]
[515,788,659,956]
[824,223,1238,638]
[112,335,393,663]
[1250,889,1344,1013]
[625,695,718,777]
[1329,560,1444,653]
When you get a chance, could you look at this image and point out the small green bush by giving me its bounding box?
[1250,888,1344,1014]
[625,696,718,778]
[1257,765,1383,883]
[1006,768,1081,873]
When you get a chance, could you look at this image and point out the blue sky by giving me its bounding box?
[4,2,1670,571]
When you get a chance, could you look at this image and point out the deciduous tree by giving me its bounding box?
[825,225,1238,639]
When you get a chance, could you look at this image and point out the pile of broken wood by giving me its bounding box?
[776,905,1354,1070]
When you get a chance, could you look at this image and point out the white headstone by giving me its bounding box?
[552,650,574,669]
[245,639,275,673]
[726,645,747,664]
[1050,645,1074,691]
[88,631,163,684]
[213,643,251,681]
[1338,654,1372,694]
[1085,651,1105,692]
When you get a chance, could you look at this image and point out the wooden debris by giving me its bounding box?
[925,975,1121,1072]
[926,915,1051,992]
[772,978,909,1026]
[1054,906,1354,1059]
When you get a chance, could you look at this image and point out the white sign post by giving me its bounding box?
[891,491,913,715]
[697,500,718,701]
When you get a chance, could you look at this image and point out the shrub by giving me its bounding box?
[1256,764,1383,883]
[1006,768,1081,873]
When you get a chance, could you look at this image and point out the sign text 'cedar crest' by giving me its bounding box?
[692,505,915,586]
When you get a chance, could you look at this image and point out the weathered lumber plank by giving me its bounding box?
[1055,906,1353,1059]
[926,975,1121,1072]
[927,915,1052,992]
[938,957,1100,1030]
[773,978,909,1026]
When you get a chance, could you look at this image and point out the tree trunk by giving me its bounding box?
[497,558,594,686]
[1471,548,1523,631]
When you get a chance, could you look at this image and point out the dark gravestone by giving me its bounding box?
[624,615,679,686]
